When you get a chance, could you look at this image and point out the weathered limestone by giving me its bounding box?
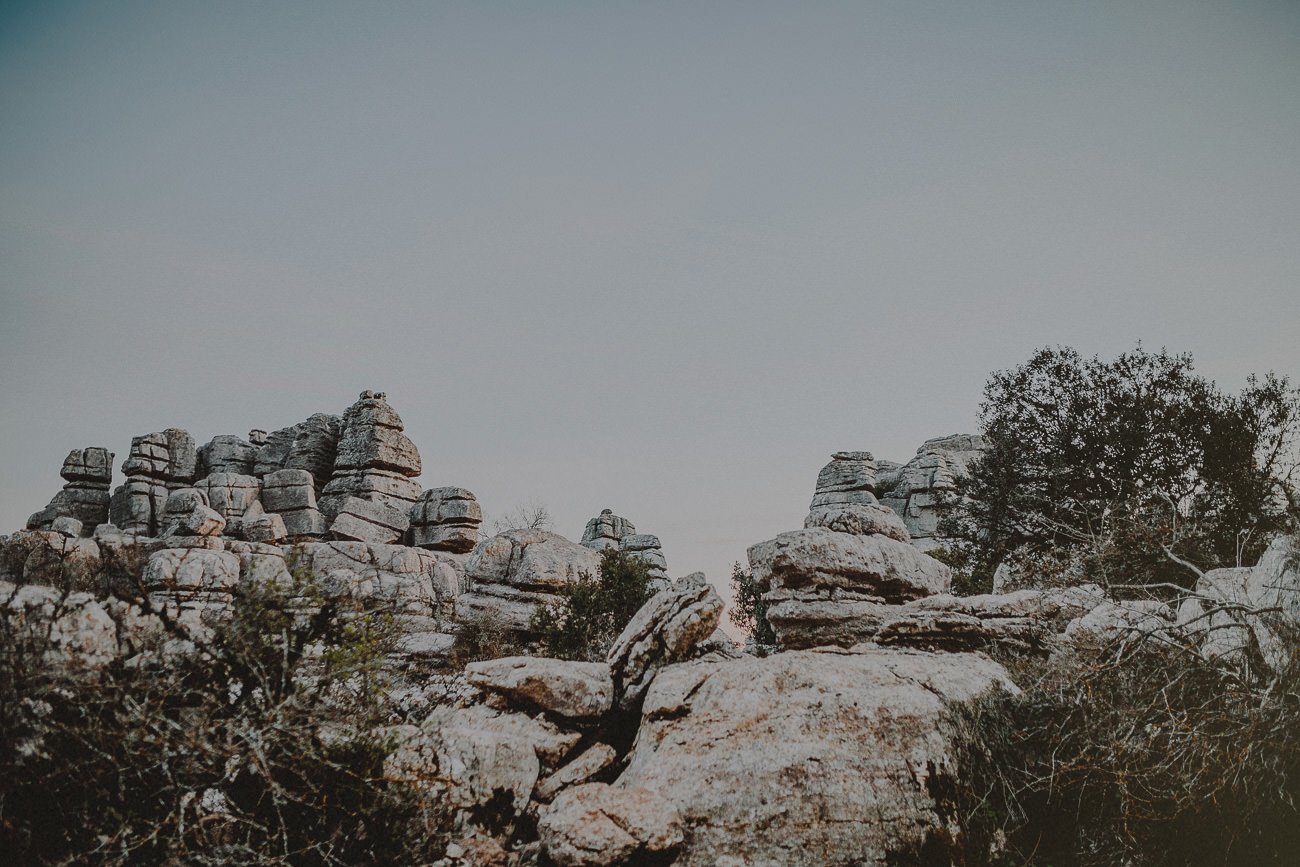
[607,573,724,709]
[254,413,341,494]
[580,509,669,583]
[27,447,115,536]
[1175,535,1300,672]
[259,469,326,540]
[109,430,198,535]
[194,473,261,533]
[1,580,120,668]
[538,783,684,867]
[198,434,258,476]
[617,648,1017,866]
[878,434,986,551]
[409,487,482,553]
[465,656,614,720]
[387,704,582,816]
[535,743,619,802]
[581,509,636,551]
[458,529,601,632]
[0,529,104,591]
[749,450,955,650]
[329,496,410,545]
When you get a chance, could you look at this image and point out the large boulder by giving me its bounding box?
[458,529,601,633]
[617,648,1017,866]
[607,573,724,709]
[877,434,986,551]
[750,527,950,600]
[465,656,614,720]
[537,783,684,867]
[409,487,482,553]
[254,413,341,494]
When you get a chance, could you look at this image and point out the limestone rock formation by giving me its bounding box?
[194,473,261,535]
[607,572,724,709]
[877,434,986,551]
[108,429,199,535]
[617,647,1016,866]
[254,413,341,494]
[197,434,258,476]
[457,529,601,632]
[537,783,684,867]
[409,487,482,553]
[580,509,669,583]
[27,447,115,535]
[259,469,326,539]
[465,656,614,720]
[319,392,421,517]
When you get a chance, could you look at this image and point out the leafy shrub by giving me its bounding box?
[942,345,1299,593]
[530,548,655,661]
[728,561,775,650]
[0,566,451,865]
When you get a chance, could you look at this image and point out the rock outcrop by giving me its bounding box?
[617,647,1017,866]
[877,434,986,551]
[108,429,198,535]
[27,447,115,535]
[409,487,482,553]
[750,451,954,649]
[537,783,684,867]
[580,508,669,584]
[318,392,422,526]
[457,528,601,632]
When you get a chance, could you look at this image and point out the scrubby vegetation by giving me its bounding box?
[942,616,1300,867]
[0,567,451,865]
[728,561,775,650]
[530,548,655,661]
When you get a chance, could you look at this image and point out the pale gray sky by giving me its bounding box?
[3,1,1298,598]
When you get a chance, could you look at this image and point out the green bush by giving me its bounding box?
[728,561,775,650]
[941,345,1299,594]
[530,548,655,661]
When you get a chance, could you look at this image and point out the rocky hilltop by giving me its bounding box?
[3,392,1296,866]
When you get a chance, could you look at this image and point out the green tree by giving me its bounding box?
[728,562,775,649]
[942,345,1299,593]
[530,548,655,661]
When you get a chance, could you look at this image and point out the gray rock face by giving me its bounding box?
[198,435,258,476]
[580,510,669,583]
[328,495,411,544]
[538,783,684,867]
[109,430,199,535]
[581,509,636,551]
[459,529,601,633]
[1,580,121,668]
[1176,535,1300,673]
[804,501,910,542]
[194,473,261,527]
[254,413,341,494]
[750,528,951,600]
[617,648,1016,866]
[810,450,878,509]
[877,434,986,551]
[330,391,421,475]
[535,743,619,802]
[28,447,116,535]
[465,656,614,720]
[409,487,482,553]
[387,704,581,816]
[607,573,724,709]
[259,469,325,540]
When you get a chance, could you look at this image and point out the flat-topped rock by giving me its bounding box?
[465,656,614,720]
[409,487,482,553]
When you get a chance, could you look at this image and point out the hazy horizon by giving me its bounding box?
[3,1,1298,597]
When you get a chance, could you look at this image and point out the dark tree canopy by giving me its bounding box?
[941,346,1299,593]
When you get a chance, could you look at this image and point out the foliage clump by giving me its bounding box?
[0,565,451,865]
[728,561,775,650]
[940,622,1300,867]
[530,548,655,661]
[941,345,1300,593]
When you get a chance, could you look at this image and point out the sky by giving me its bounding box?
[2,1,1298,604]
